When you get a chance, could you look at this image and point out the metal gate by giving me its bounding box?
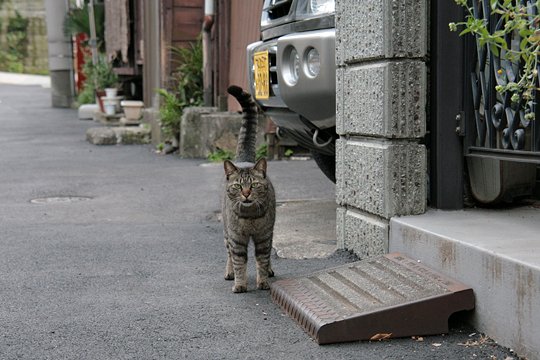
[431,0,539,208]
[465,0,540,162]
[463,0,540,203]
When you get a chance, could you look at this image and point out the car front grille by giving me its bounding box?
[268,46,278,92]
[265,0,293,21]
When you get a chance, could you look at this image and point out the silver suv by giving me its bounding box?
[247,0,336,182]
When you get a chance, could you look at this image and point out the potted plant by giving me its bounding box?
[63,2,105,51]
[77,54,119,111]
[157,39,203,151]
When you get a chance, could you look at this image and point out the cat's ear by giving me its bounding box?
[224,160,238,179]
[253,158,267,178]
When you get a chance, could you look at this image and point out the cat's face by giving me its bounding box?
[224,158,270,209]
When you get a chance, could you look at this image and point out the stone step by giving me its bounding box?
[271,253,474,344]
[86,126,151,145]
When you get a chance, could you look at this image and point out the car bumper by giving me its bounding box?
[247,28,335,130]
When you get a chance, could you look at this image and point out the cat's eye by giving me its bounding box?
[232,184,242,189]
[251,182,261,188]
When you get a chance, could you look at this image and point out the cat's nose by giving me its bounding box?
[241,188,251,198]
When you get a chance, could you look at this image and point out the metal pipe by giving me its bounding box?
[202,0,215,106]
[205,0,215,16]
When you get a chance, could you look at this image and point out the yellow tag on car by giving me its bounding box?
[253,51,270,100]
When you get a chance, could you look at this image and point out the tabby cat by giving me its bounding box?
[222,85,276,293]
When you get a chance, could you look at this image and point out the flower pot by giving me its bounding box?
[105,88,118,98]
[102,97,120,115]
[96,90,106,112]
[121,100,144,120]
[103,103,116,115]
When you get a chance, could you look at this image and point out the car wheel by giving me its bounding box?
[311,151,336,183]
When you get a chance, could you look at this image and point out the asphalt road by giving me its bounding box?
[0,83,518,359]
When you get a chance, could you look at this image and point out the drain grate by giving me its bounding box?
[30,196,92,204]
[271,253,475,344]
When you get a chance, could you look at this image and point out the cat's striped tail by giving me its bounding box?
[227,85,258,163]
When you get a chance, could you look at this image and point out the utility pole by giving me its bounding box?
[87,0,99,67]
[44,0,75,108]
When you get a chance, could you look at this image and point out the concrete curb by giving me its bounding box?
[0,72,51,88]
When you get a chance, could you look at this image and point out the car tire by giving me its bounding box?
[311,151,336,183]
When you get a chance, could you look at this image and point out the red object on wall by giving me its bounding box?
[74,33,90,93]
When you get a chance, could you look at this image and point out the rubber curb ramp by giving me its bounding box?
[271,253,475,344]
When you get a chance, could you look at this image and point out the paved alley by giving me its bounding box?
[0,83,517,359]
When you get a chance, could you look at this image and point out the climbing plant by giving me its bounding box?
[0,10,29,73]
[449,0,540,110]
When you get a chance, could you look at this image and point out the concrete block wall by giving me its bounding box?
[335,0,428,257]
[179,107,266,159]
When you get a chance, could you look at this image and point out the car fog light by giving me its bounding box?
[306,48,320,77]
[290,48,300,85]
[283,47,300,86]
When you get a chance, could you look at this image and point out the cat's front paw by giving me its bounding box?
[224,272,234,280]
[257,280,270,290]
[232,284,247,293]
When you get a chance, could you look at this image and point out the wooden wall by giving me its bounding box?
[160,0,261,110]
[171,0,204,49]
[227,0,263,111]
[162,0,204,87]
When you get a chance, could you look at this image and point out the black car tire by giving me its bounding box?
[311,151,336,183]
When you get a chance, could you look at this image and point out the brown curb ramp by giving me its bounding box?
[271,253,475,344]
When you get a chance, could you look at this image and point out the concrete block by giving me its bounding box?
[336,0,427,65]
[180,111,241,158]
[337,206,388,257]
[85,126,151,145]
[78,104,99,120]
[86,127,116,145]
[49,70,74,108]
[336,60,426,138]
[143,108,162,145]
[114,126,151,145]
[180,108,264,159]
[336,138,426,218]
[179,107,217,157]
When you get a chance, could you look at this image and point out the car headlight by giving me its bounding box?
[309,0,335,15]
[296,0,335,17]
[305,47,320,77]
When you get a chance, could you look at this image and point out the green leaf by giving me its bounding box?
[459,27,472,36]
[490,43,500,57]
[519,28,533,38]
[521,37,530,51]
[492,36,508,51]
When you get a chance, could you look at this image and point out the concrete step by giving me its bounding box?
[389,206,540,360]
[86,126,151,145]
